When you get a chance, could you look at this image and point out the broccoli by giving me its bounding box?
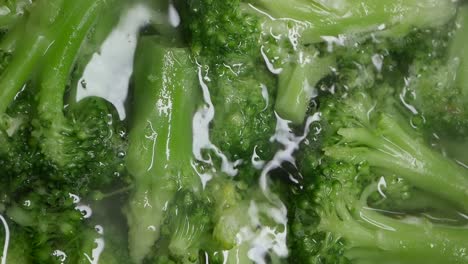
[125,34,286,263]
[0,0,74,116]
[31,0,127,186]
[175,0,331,165]
[124,36,201,263]
[144,190,212,264]
[289,82,468,263]
[0,1,132,263]
[321,91,468,212]
[402,6,468,136]
[289,161,468,264]
[262,0,456,40]
[0,0,467,263]
[0,0,127,194]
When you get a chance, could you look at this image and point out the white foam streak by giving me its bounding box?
[192,65,239,177]
[84,238,105,264]
[76,4,152,120]
[260,46,283,74]
[259,112,321,191]
[0,215,9,264]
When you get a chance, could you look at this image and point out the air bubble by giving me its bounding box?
[117,151,126,158]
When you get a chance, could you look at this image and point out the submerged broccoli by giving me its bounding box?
[403,6,468,136]
[124,36,201,263]
[289,161,468,264]
[0,1,131,263]
[322,91,468,212]
[31,0,126,188]
[175,0,333,164]
[289,84,468,263]
[0,0,467,263]
[0,0,127,194]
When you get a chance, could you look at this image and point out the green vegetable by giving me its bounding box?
[124,36,200,263]
[0,0,466,263]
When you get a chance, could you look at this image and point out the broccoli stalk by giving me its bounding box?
[0,0,31,31]
[403,6,468,136]
[251,0,457,43]
[162,191,211,263]
[317,181,468,264]
[178,0,457,130]
[33,0,112,167]
[124,36,200,263]
[323,93,468,212]
[0,0,73,115]
[449,5,468,97]
[275,50,334,124]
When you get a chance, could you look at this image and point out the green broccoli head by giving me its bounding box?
[156,190,212,263]
[32,97,127,194]
[390,6,468,138]
[209,60,277,161]
[3,188,88,262]
[320,88,468,212]
[176,0,261,58]
[289,158,468,264]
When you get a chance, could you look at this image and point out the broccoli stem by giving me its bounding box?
[0,16,26,52]
[325,114,468,212]
[32,0,110,166]
[375,187,462,220]
[37,0,106,118]
[320,199,468,264]
[275,54,334,124]
[449,5,468,97]
[0,13,18,29]
[0,0,75,115]
[168,216,205,261]
[252,0,456,43]
[125,36,199,263]
[0,36,48,115]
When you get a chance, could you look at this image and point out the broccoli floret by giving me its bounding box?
[146,191,211,264]
[176,0,334,138]
[0,0,30,31]
[124,36,201,263]
[0,0,74,116]
[31,0,125,174]
[208,58,278,160]
[403,6,468,136]
[289,160,468,264]
[321,90,468,212]
[0,0,127,195]
[3,188,89,262]
[0,173,133,263]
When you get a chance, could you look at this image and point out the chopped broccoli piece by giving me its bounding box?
[323,92,468,212]
[403,6,468,136]
[124,36,200,263]
[289,159,468,264]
